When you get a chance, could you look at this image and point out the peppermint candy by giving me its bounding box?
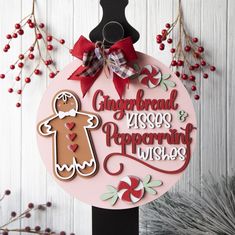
[117,176,145,203]
[138,65,162,88]
[100,175,163,206]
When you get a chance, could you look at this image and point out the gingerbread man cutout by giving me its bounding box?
[38,90,101,181]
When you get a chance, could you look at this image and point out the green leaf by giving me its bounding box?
[133,63,141,72]
[160,81,168,91]
[100,192,116,201]
[145,187,157,195]
[109,194,119,206]
[106,185,117,193]
[164,80,176,88]
[147,180,163,188]
[143,175,152,184]
[162,74,171,80]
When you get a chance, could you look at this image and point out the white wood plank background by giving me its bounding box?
[0,0,234,234]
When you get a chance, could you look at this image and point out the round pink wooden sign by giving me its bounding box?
[37,52,197,209]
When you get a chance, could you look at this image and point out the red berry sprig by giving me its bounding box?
[156,0,216,101]
[0,0,69,108]
[0,189,75,234]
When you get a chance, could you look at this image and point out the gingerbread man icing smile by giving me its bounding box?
[38,90,101,181]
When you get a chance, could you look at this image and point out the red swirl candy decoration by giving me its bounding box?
[117,176,144,203]
[68,36,138,98]
[138,65,162,88]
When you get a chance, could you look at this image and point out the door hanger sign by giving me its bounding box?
[37,35,197,210]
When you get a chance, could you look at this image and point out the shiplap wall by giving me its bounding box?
[0,0,233,234]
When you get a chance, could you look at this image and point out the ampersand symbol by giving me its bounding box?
[178,110,188,122]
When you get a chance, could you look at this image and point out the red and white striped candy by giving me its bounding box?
[138,65,162,88]
[117,176,145,203]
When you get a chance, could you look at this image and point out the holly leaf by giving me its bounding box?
[100,192,116,201]
[160,81,168,91]
[147,180,163,188]
[145,187,157,195]
[164,80,176,88]
[143,175,152,185]
[109,194,119,206]
[106,185,117,193]
[162,74,171,80]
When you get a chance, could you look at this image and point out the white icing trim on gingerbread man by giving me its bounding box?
[38,91,100,181]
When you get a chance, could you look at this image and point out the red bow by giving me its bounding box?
[68,36,138,97]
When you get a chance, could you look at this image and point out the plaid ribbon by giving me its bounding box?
[79,48,136,79]
[68,36,138,97]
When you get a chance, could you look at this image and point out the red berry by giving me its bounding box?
[18,29,24,35]
[198,46,204,53]
[161,35,166,41]
[11,211,17,217]
[27,19,32,24]
[8,88,13,93]
[28,54,35,60]
[46,201,52,207]
[161,29,167,36]
[49,72,55,78]
[10,65,15,70]
[35,226,41,232]
[3,48,8,52]
[47,35,53,42]
[34,69,41,75]
[0,74,5,79]
[12,33,18,38]
[192,37,198,43]
[171,60,177,66]
[15,76,21,81]
[170,48,176,53]
[175,71,180,77]
[159,43,165,51]
[19,54,24,60]
[203,73,209,79]
[210,66,216,72]
[194,63,200,69]
[201,60,206,66]
[189,75,196,81]
[6,34,12,39]
[189,65,195,71]
[184,45,191,52]
[16,102,21,108]
[5,44,10,50]
[36,33,42,39]
[17,89,22,94]
[165,23,171,29]
[194,95,200,100]
[191,85,197,91]
[167,38,173,44]
[194,52,201,58]
[177,60,184,66]
[47,44,53,51]
[25,77,31,83]
[60,39,65,44]
[29,22,35,28]
[181,74,188,80]
[18,62,24,68]
[39,23,45,28]
[156,38,162,44]
[156,34,162,41]
[29,46,34,52]
[15,23,21,29]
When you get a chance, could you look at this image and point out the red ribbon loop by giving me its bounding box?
[68,36,138,98]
